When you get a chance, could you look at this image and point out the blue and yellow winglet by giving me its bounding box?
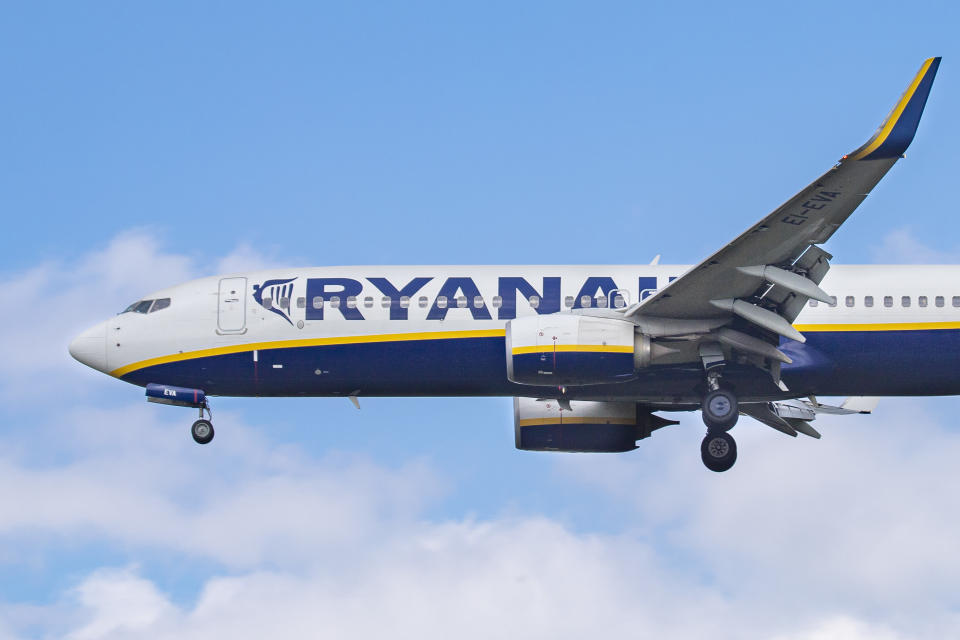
[847,57,941,161]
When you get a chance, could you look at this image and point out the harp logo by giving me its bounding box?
[252,277,297,325]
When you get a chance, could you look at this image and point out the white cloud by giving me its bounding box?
[871,227,960,263]
[214,243,291,275]
[554,401,960,633]
[2,230,960,639]
[0,399,959,639]
[67,567,178,640]
[772,616,906,640]
[0,229,290,397]
[0,403,441,569]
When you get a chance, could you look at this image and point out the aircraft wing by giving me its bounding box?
[631,58,941,328]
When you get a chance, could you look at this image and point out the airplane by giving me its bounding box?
[70,58,946,472]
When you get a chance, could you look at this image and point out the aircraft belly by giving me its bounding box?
[116,326,960,400]
[783,328,960,396]
[118,335,775,401]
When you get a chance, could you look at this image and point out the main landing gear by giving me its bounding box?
[698,358,739,472]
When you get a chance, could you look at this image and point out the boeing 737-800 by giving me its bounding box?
[70,58,945,472]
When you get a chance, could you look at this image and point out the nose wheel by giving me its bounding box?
[191,419,215,444]
[190,405,214,445]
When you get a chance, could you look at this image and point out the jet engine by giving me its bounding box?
[513,397,676,453]
[506,315,651,386]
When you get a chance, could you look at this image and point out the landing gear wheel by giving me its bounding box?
[701,430,737,472]
[701,388,739,430]
[191,419,214,445]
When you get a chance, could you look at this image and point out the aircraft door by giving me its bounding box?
[218,277,247,333]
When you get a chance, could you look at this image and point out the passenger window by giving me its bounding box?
[456,296,468,308]
[564,296,574,308]
[936,296,945,308]
[329,296,341,309]
[828,296,837,308]
[419,296,429,308]
[953,296,960,308]
[596,296,608,309]
[883,296,893,308]
[381,297,391,309]
[436,296,448,309]
[262,297,273,309]
[312,296,323,309]
[150,298,171,312]
[580,295,592,308]
[528,295,540,309]
[809,300,818,307]
[901,296,911,308]
[473,296,484,309]
[400,296,411,308]
[864,296,874,308]
[296,297,305,309]
[346,296,357,309]
[845,296,854,308]
[492,296,502,309]
[364,296,374,308]
[279,297,290,309]
[919,296,928,308]
[613,295,626,309]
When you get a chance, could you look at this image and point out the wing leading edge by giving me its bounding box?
[632,58,941,324]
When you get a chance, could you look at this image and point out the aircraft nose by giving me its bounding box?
[69,320,108,373]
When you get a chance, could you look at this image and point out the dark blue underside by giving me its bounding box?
[121,329,960,399]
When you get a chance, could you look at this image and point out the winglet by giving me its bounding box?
[847,57,941,161]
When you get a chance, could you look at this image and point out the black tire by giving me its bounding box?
[191,419,215,445]
[701,389,739,430]
[701,430,737,472]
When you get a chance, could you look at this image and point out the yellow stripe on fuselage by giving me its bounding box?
[110,328,506,378]
[112,320,960,379]
[848,57,937,161]
[510,344,634,356]
[795,321,960,332]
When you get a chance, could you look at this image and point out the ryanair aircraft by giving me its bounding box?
[71,58,946,472]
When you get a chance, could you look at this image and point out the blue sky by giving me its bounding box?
[2,2,960,637]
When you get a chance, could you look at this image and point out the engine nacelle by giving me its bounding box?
[506,315,649,386]
[514,397,672,452]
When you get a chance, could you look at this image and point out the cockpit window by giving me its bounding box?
[129,300,153,314]
[121,298,171,314]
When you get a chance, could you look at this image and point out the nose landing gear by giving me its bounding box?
[191,405,215,445]
[145,383,215,445]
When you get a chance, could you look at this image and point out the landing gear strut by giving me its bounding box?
[144,384,216,445]
[191,404,214,445]
[698,345,739,471]
[699,385,739,471]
